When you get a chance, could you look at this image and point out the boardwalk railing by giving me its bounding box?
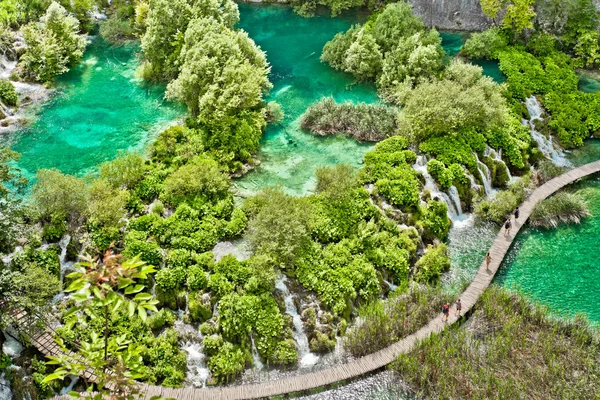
[27,161,600,399]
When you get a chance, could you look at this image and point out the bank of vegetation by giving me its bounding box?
[392,286,600,399]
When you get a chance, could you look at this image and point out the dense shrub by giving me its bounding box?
[462,28,507,60]
[414,244,450,283]
[0,79,17,106]
[300,97,396,142]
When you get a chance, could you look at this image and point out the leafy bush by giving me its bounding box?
[462,28,507,59]
[421,200,451,241]
[0,79,17,106]
[99,16,135,43]
[414,244,450,283]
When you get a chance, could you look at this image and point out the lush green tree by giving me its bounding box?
[140,0,240,81]
[343,31,382,81]
[0,79,18,107]
[574,30,600,68]
[462,28,507,59]
[480,0,535,36]
[414,243,450,282]
[161,156,231,208]
[370,1,425,53]
[0,148,27,253]
[396,60,509,142]
[378,30,444,90]
[166,17,270,163]
[321,25,360,71]
[247,187,312,268]
[31,168,89,224]
[87,178,128,228]
[98,152,146,190]
[19,1,86,82]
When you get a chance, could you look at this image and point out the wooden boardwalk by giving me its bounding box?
[40,161,600,399]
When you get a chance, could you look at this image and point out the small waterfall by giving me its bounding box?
[485,146,513,182]
[384,280,398,291]
[0,373,12,400]
[447,186,462,215]
[250,334,264,370]
[2,330,23,358]
[182,342,210,388]
[523,96,570,167]
[58,235,75,281]
[275,276,319,368]
[176,320,210,388]
[474,153,495,197]
[412,155,460,217]
[212,240,251,262]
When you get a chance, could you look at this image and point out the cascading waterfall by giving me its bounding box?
[523,96,570,166]
[474,153,495,197]
[447,186,463,215]
[275,276,319,368]
[175,321,211,388]
[412,155,460,217]
[485,146,513,182]
[250,334,264,370]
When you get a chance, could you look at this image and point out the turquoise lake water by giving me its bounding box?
[2,39,184,179]
[578,73,600,93]
[234,4,377,196]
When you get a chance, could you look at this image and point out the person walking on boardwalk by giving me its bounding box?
[514,206,520,221]
[455,298,462,317]
[485,252,492,271]
[442,303,449,322]
[503,218,512,236]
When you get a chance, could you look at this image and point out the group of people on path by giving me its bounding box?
[442,207,522,322]
[441,299,461,322]
[503,207,520,237]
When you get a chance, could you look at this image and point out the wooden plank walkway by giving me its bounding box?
[41,161,600,399]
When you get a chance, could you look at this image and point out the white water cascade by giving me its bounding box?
[175,321,211,388]
[0,51,51,135]
[485,147,513,182]
[0,374,11,400]
[275,277,319,368]
[523,96,570,167]
[412,155,461,218]
[474,153,495,197]
[250,334,264,370]
[447,186,463,215]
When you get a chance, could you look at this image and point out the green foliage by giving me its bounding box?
[146,308,177,331]
[161,156,230,208]
[87,178,128,229]
[392,286,600,399]
[31,168,88,224]
[123,230,163,266]
[0,79,17,106]
[343,31,382,81]
[344,285,452,357]
[480,0,535,37]
[475,174,531,224]
[421,200,451,242]
[300,97,396,142]
[207,341,246,384]
[19,2,86,82]
[247,187,312,268]
[462,28,507,59]
[99,152,146,190]
[164,16,270,163]
[414,244,451,282]
[188,291,212,323]
[321,25,360,70]
[99,15,135,43]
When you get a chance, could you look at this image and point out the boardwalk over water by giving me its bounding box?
[29,161,600,399]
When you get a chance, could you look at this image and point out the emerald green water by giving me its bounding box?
[2,39,184,179]
[497,178,600,323]
[235,4,377,196]
[578,73,600,93]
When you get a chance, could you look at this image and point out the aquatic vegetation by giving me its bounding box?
[300,97,396,142]
[392,286,600,399]
[530,191,591,228]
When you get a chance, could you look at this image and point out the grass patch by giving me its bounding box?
[344,284,453,357]
[391,285,600,399]
[530,191,590,228]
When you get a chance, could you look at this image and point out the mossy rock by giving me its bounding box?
[270,338,297,365]
[156,286,177,310]
[309,331,336,353]
[176,290,188,310]
[189,291,212,323]
[492,160,510,187]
